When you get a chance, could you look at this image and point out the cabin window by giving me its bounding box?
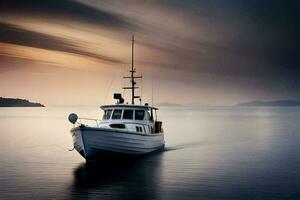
[145,111,151,121]
[103,109,112,120]
[136,126,143,132]
[112,109,122,120]
[123,109,133,120]
[110,124,125,129]
[135,110,145,120]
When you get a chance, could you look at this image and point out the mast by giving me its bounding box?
[131,35,135,104]
[123,35,142,104]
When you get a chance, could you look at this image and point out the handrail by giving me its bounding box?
[77,117,100,126]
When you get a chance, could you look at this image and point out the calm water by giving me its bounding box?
[0,106,300,200]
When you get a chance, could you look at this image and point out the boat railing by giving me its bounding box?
[77,117,100,126]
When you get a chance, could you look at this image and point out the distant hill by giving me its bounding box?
[236,100,300,107]
[155,102,183,107]
[156,102,210,107]
[0,97,44,107]
[186,103,210,107]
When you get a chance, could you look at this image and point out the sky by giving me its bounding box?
[0,0,299,106]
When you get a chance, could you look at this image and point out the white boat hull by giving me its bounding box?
[71,125,165,159]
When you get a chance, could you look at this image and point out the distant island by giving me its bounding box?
[155,102,183,107]
[236,100,300,107]
[0,97,44,107]
[155,102,210,107]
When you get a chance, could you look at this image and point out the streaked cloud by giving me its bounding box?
[0,0,299,105]
[0,22,124,64]
[0,0,135,29]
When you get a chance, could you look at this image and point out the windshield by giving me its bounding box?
[102,109,112,120]
[123,109,133,120]
[112,109,122,120]
[135,110,145,120]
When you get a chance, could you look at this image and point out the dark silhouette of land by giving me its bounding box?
[0,97,44,107]
[155,102,183,107]
[236,99,300,107]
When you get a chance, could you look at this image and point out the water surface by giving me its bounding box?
[0,106,299,199]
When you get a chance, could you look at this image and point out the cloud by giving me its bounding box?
[0,22,124,64]
[1,0,300,102]
[0,0,135,29]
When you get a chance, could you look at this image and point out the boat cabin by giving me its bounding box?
[99,104,162,134]
[96,36,163,135]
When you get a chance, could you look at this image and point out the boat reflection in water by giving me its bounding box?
[70,153,163,200]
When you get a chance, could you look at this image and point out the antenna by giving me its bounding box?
[123,35,142,104]
[151,65,154,106]
[141,72,143,104]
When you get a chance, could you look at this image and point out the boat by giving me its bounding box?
[68,36,165,160]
